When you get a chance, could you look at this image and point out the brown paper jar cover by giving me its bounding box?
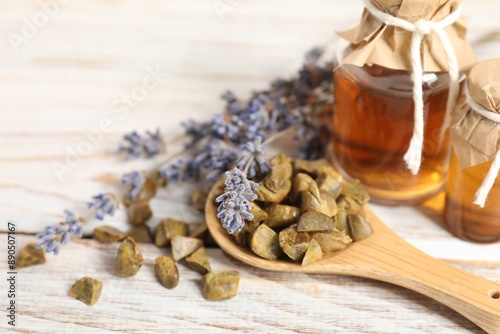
[338,0,476,72]
[451,58,500,169]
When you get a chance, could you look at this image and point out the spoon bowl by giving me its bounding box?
[206,183,500,334]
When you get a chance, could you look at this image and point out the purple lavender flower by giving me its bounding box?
[183,46,333,150]
[36,210,83,255]
[182,114,235,145]
[159,158,195,183]
[118,129,164,159]
[87,193,117,220]
[216,168,258,234]
[182,120,214,144]
[209,90,271,144]
[229,96,269,143]
[304,47,323,63]
[283,46,333,106]
[122,171,145,199]
[143,129,164,157]
[220,90,237,103]
[160,140,239,185]
[236,137,271,179]
[296,124,331,160]
[118,131,143,159]
[266,97,290,131]
[169,46,334,190]
[194,139,239,181]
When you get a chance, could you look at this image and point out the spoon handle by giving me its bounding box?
[348,222,500,334]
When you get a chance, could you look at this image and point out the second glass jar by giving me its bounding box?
[444,152,500,243]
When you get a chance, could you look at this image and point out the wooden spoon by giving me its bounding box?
[205,187,500,334]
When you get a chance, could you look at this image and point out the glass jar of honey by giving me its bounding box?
[444,59,500,243]
[331,0,475,205]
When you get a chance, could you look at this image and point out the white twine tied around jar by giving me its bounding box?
[466,90,500,208]
[363,0,462,175]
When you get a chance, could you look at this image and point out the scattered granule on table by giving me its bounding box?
[188,224,209,240]
[185,247,211,275]
[154,218,188,247]
[93,225,126,244]
[127,201,153,225]
[200,270,240,301]
[155,256,179,289]
[68,277,103,306]
[171,236,203,262]
[115,237,143,277]
[191,188,208,211]
[126,225,153,244]
[16,243,46,269]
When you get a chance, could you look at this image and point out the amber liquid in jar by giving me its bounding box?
[332,63,464,205]
[444,152,500,243]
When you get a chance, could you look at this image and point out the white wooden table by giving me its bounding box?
[0,1,499,333]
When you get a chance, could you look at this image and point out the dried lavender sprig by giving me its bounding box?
[143,129,164,157]
[121,47,332,206]
[118,131,143,159]
[87,193,118,220]
[117,46,333,229]
[36,210,83,255]
[118,129,165,159]
[194,139,239,181]
[235,136,271,179]
[216,168,258,234]
[159,158,195,183]
[122,171,145,199]
[296,123,331,160]
[180,47,333,156]
[159,123,297,190]
[158,139,239,185]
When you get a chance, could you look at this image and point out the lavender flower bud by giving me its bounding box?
[216,168,258,234]
[159,158,195,183]
[122,171,145,199]
[235,137,271,179]
[87,193,118,220]
[36,210,83,255]
[118,129,164,159]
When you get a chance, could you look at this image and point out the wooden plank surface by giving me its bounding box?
[0,0,499,333]
[1,235,498,334]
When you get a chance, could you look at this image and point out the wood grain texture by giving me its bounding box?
[1,234,498,334]
[0,0,499,333]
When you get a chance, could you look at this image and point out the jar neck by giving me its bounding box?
[335,40,466,97]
